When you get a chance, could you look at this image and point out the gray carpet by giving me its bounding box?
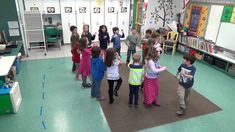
[100,65,222,132]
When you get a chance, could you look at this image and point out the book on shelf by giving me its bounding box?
[179,35,215,54]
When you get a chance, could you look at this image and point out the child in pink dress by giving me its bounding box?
[144,45,167,106]
[79,37,92,88]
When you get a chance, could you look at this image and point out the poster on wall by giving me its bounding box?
[47,7,55,13]
[221,6,233,22]
[94,7,101,13]
[108,7,115,13]
[189,6,201,32]
[121,7,127,13]
[230,8,235,23]
[79,7,86,13]
[65,7,72,13]
[30,7,39,11]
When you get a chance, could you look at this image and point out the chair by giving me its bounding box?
[45,27,61,50]
[163,31,178,55]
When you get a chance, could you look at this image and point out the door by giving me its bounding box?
[76,0,91,35]
[60,0,76,44]
[90,0,105,39]
[117,0,130,39]
[104,0,118,35]
[24,0,43,12]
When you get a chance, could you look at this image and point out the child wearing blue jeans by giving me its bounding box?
[111,27,125,56]
[91,46,106,101]
[128,53,144,108]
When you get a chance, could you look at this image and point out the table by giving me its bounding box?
[0,56,16,82]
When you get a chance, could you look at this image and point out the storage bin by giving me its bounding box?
[214,58,227,70]
[203,54,214,65]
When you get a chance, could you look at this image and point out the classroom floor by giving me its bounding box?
[0,46,235,132]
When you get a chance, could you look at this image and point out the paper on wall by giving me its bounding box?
[9,29,20,36]
[8,21,19,29]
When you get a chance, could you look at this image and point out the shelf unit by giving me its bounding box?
[178,34,235,76]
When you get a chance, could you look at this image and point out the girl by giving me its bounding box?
[71,41,81,80]
[104,48,123,104]
[81,24,96,46]
[144,45,167,106]
[79,37,92,88]
[98,25,110,58]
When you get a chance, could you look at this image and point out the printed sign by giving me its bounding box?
[79,7,86,13]
[108,7,114,13]
[94,7,101,13]
[121,7,127,13]
[47,7,55,13]
[65,7,72,13]
[30,7,39,11]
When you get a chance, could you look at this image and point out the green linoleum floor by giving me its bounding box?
[0,52,235,132]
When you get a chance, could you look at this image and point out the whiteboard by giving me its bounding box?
[216,22,235,51]
[205,5,223,42]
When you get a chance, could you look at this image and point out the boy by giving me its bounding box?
[141,29,152,65]
[125,28,140,64]
[176,53,196,116]
[70,26,80,72]
[91,46,106,101]
[111,27,125,56]
[128,53,144,108]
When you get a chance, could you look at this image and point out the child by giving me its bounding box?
[128,53,144,108]
[81,24,96,46]
[144,46,167,106]
[79,37,92,88]
[91,46,106,101]
[125,28,140,64]
[70,26,80,72]
[98,25,110,58]
[71,41,81,80]
[104,48,123,104]
[176,53,196,116]
[111,27,125,56]
[141,29,152,65]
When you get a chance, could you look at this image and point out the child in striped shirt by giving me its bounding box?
[128,53,144,108]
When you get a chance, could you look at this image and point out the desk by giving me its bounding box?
[4,41,23,56]
[0,56,16,82]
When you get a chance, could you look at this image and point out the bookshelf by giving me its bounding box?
[178,34,235,76]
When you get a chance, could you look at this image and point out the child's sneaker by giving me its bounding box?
[128,104,132,108]
[97,96,105,101]
[114,91,118,97]
[176,107,185,116]
[109,98,114,104]
[134,105,138,108]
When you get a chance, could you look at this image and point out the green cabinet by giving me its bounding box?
[0,94,13,114]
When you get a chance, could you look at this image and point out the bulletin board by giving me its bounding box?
[184,3,209,37]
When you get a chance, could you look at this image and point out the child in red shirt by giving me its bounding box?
[72,41,81,80]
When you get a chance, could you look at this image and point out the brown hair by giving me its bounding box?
[79,37,88,51]
[151,31,160,39]
[92,46,101,58]
[145,46,159,61]
[104,48,116,67]
[183,53,196,64]
[132,53,141,63]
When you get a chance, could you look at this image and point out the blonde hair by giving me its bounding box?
[132,53,141,63]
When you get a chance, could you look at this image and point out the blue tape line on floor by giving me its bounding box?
[43,74,45,80]
[40,106,43,116]
[42,121,46,130]
[42,82,44,88]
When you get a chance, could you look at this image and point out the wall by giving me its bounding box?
[0,0,22,41]
[191,0,235,5]
[144,0,183,31]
